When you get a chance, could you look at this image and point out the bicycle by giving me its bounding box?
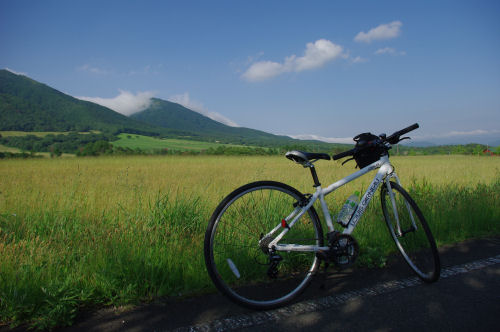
[204,123,440,309]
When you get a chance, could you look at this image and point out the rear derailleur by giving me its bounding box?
[259,234,283,279]
[267,252,283,279]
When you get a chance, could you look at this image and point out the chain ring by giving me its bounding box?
[330,234,359,267]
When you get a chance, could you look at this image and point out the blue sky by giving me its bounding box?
[1,0,499,144]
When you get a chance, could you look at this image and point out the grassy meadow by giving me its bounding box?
[0,155,499,329]
[112,133,253,151]
[0,144,23,153]
[0,144,75,158]
[0,131,265,156]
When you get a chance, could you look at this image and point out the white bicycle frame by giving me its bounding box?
[262,154,410,253]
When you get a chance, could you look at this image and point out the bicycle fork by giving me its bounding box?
[385,174,418,237]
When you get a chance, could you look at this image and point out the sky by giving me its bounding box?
[1,0,499,145]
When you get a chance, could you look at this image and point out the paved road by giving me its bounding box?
[239,259,500,332]
[55,237,500,332]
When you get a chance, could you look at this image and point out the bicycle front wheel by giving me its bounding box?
[381,181,440,282]
[204,181,324,309]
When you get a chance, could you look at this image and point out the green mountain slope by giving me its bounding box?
[0,69,163,135]
[0,69,339,151]
[131,98,324,147]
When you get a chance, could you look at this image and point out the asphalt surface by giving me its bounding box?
[240,259,500,332]
[5,237,500,331]
[56,236,500,332]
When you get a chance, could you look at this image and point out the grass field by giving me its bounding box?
[0,144,22,153]
[0,155,499,329]
[0,131,98,158]
[0,144,75,158]
[112,133,252,151]
[0,131,250,156]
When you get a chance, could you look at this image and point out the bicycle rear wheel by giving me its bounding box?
[380,181,440,282]
[204,181,324,309]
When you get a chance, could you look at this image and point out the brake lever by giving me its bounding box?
[342,157,355,166]
[398,136,411,142]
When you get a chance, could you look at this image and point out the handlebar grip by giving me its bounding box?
[386,123,419,143]
[397,123,419,136]
[332,149,355,160]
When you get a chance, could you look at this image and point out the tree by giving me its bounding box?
[77,140,113,156]
[49,145,62,157]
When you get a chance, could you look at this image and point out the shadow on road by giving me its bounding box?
[45,237,499,332]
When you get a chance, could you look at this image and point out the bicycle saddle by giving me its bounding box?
[285,150,331,165]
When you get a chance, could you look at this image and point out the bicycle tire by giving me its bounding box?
[204,181,324,309]
[380,181,440,282]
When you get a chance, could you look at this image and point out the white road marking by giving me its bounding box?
[173,255,500,332]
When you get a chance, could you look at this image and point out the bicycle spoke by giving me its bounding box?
[205,123,439,310]
[205,181,323,309]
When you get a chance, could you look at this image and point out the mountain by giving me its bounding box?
[0,69,165,135]
[489,139,500,148]
[0,69,338,150]
[131,98,327,147]
[401,141,436,147]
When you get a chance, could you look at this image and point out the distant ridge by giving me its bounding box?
[0,69,337,149]
[1,69,498,148]
[0,69,164,135]
[131,98,302,146]
[401,141,436,147]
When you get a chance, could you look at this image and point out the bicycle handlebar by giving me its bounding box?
[332,148,356,160]
[385,123,419,144]
[331,123,420,160]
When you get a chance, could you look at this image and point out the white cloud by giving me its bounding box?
[289,134,353,144]
[168,92,239,127]
[294,39,345,71]
[411,129,500,144]
[230,52,264,74]
[169,92,204,112]
[375,47,396,55]
[374,47,406,56]
[354,21,403,43]
[77,90,154,116]
[205,112,239,127]
[77,64,109,75]
[243,61,285,81]
[291,129,500,145]
[242,39,345,81]
[5,68,28,76]
[351,56,369,63]
[439,129,500,138]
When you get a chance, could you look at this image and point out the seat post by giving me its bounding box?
[308,164,321,187]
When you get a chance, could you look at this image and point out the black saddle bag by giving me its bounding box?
[353,133,385,168]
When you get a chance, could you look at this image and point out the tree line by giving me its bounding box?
[0,132,116,157]
[0,132,498,158]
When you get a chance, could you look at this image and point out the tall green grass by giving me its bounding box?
[0,192,209,329]
[349,174,500,266]
[0,155,499,329]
